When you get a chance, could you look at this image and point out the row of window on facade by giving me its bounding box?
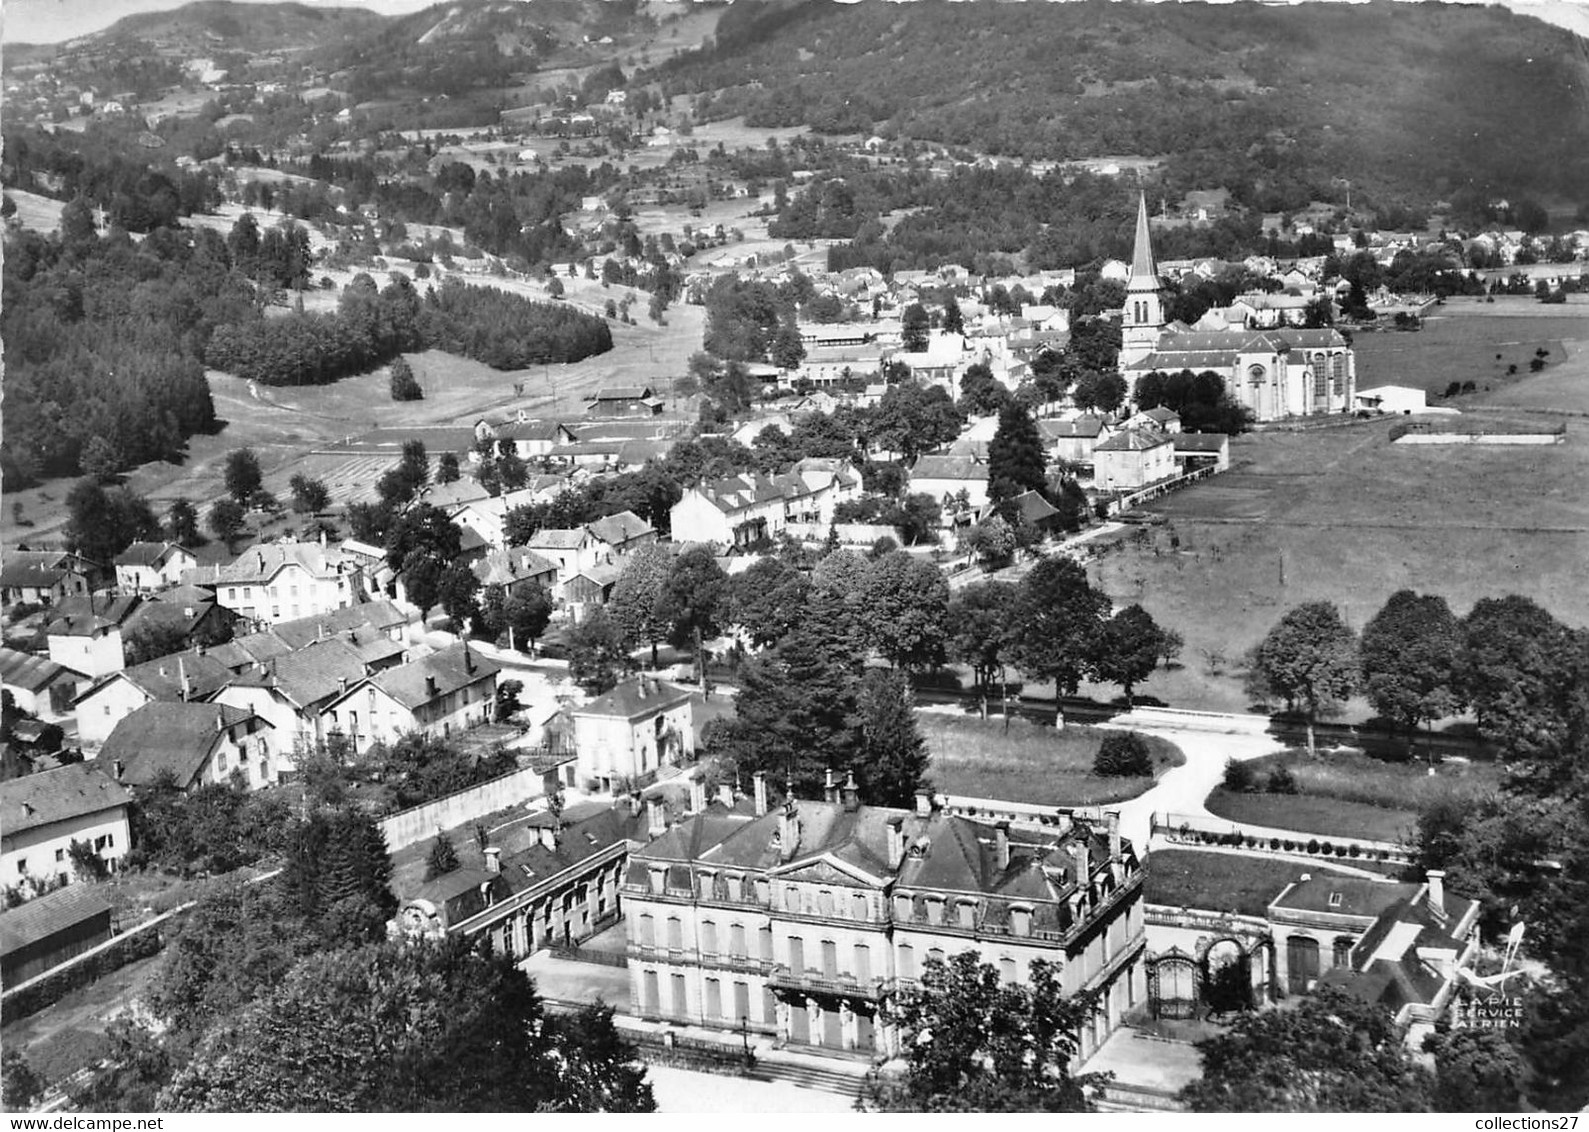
[15,833,116,877]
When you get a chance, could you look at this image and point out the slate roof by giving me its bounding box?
[45,595,141,636]
[910,455,987,481]
[1173,433,1230,452]
[99,702,264,787]
[1010,490,1060,526]
[84,649,232,704]
[0,884,115,957]
[527,528,591,551]
[472,548,560,589]
[692,472,816,514]
[0,646,85,693]
[496,803,650,891]
[268,601,407,650]
[0,551,75,589]
[1141,407,1181,425]
[114,542,189,569]
[194,540,357,586]
[230,638,370,709]
[1269,875,1417,921]
[587,511,655,548]
[1096,428,1175,453]
[585,386,655,402]
[420,480,492,509]
[1,762,131,837]
[1039,417,1107,440]
[497,419,574,443]
[574,676,692,721]
[358,643,500,710]
[122,598,227,641]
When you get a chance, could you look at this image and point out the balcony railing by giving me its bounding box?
[766,964,888,1000]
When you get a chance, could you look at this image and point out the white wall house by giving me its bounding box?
[572,676,695,792]
[1,763,133,889]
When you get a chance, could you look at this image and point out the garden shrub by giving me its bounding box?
[1334,845,1347,857]
[1348,844,1361,858]
[1306,839,1320,854]
[1270,838,1282,851]
[1283,839,1296,852]
[1321,841,1335,855]
[1265,765,1299,794]
[1094,731,1154,777]
[1223,759,1257,793]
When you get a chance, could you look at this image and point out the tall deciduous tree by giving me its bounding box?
[607,545,673,667]
[871,382,964,461]
[566,609,634,695]
[503,585,553,654]
[728,555,810,650]
[166,498,202,547]
[949,581,1022,719]
[901,302,930,352]
[1011,556,1110,710]
[288,474,330,514]
[207,498,246,551]
[1360,590,1464,756]
[872,952,1101,1112]
[657,545,728,669]
[1092,603,1168,708]
[223,448,263,504]
[858,549,950,669]
[1181,987,1433,1111]
[1250,602,1360,755]
[66,479,159,564]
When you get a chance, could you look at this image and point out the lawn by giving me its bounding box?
[1145,849,1370,917]
[1088,334,1589,713]
[1203,789,1419,845]
[920,711,1184,806]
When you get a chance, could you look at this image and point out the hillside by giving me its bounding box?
[10,1,386,57]
[647,0,1589,216]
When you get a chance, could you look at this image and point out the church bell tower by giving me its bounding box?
[1120,192,1167,371]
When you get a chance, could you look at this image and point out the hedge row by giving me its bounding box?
[1170,825,1397,862]
[0,921,166,1024]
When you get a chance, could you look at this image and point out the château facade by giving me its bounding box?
[621,772,1146,1061]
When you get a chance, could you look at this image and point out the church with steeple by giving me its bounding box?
[1117,193,1356,423]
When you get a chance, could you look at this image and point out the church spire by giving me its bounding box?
[1129,191,1158,284]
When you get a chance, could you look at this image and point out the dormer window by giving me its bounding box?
[1011,907,1032,937]
[958,900,976,929]
[1328,892,1343,909]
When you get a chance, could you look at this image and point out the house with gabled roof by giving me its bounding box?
[210,637,377,771]
[584,386,664,417]
[187,537,369,627]
[1,762,133,890]
[0,646,86,723]
[45,594,140,680]
[669,470,838,549]
[0,550,94,609]
[622,777,1144,1060]
[317,642,500,755]
[586,511,657,560]
[572,675,695,792]
[73,648,234,747]
[1038,414,1116,466]
[1094,427,1177,493]
[99,701,276,792]
[471,547,560,602]
[113,542,198,594]
[907,454,990,514]
[0,882,117,984]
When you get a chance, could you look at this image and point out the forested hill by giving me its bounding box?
[9,1,385,54]
[650,0,1589,216]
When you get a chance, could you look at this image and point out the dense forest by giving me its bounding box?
[1,209,240,486]
[651,0,1589,219]
[2,127,222,231]
[206,274,612,386]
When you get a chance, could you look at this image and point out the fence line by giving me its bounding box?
[378,764,549,851]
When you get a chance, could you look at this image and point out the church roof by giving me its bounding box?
[1127,192,1163,293]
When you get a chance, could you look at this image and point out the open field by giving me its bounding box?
[920,711,1184,806]
[1349,297,1589,397]
[1144,849,1378,916]
[1090,329,1589,712]
[0,951,164,1085]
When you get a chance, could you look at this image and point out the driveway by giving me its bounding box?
[1105,724,1283,854]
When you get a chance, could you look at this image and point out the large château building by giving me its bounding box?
[1119,194,1356,422]
[621,772,1146,1061]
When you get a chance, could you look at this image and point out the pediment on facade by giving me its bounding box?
[771,854,885,889]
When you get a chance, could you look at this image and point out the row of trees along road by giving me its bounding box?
[1247,589,1554,758]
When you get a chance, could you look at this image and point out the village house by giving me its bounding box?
[907,455,990,515]
[572,675,695,793]
[113,542,198,594]
[72,648,234,747]
[623,778,1144,1061]
[471,548,561,606]
[210,637,379,772]
[1093,428,1178,493]
[585,386,665,418]
[44,595,140,681]
[1171,432,1232,473]
[0,646,85,724]
[1,761,133,891]
[586,512,658,560]
[99,701,278,793]
[193,538,369,628]
[1,550,94,609]
[669,473,822,549]
[0,884,117,986]
[318,642,500,754]
[525,527,606,583]
[119,596,241,659]
[1038,416,1117,467]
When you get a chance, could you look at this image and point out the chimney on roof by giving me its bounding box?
[320,528,327,549]
[752,771,768,817]
[256,552,264,572]
[886,816,906,871]
[346,628,357,643]
[484,846,501,874]
[646,796,667,838]
[1107,810,1122,861]
[717,783,735,809]
[914,790,933,818]
[779,798,799,863]
[995,822,1010,870]
[178,657,191,702]
[216,713,226,733]
[463,639,476,676]
[112,759,125,781]
[690,777,707,814]
[184,606,195,619]
[823,766,839,805]
[1067,840,1090,886]
[339,676,348,695]
[425,675,439,699]
[841,769,860,813]
[1427,869,1445,913]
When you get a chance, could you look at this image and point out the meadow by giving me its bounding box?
[919,711,1184,807]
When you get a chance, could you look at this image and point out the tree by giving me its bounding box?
[961,515,1016,571]
[986,401,1047,512]
[65,479,159,564]
[81,434,125,481]
[389,356,423,401]
[1425,1028,1526,1111]
[502,585,553,654]
[161,937,655,1112]
[207,499,246,550]
[1011,557,1111,705]
[1091,604,1166,707]
[385,504,462,617]
[858,550,950,668]
[2,1048,44,1112]
[871,382,964,461]
[424,832,461,880]
[855,668,930,806]
[728,555,810,650]
[289,474,330,514]
[1251,602,1360,756]
[1071,371,1128,414]
[1094,731,1153,777]
[949,581,1021,718]
[871,951,1101,1112]
[437,561,480,631]
[437,452,461,484]
[607,545,673,667]
[958,363,1014,417]
[942,294,965,335]
[223,448,263,504]
[901,302,930,352]
[166,498,202,547]
[567,609,635,695]
[657,545,728,672]
[1360,590,1463,755]
[1456,595,1577,775]
[124,620,192,667]
[1181,987,1433,1111]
